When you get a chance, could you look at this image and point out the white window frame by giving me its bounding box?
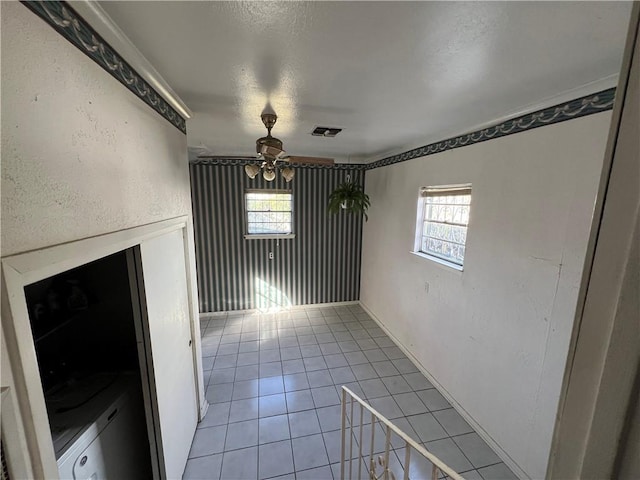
[244,189,295,240]
[412,184,472,270]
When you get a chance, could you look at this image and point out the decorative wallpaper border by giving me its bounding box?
[366,88,616,170]
[190,157,367,170]
[191,88,615,172]
[21,1,187,134]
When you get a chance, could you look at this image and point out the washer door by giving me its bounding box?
[72,438,104,480]
[72,397,150,480]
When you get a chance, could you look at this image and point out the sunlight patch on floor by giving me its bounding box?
[254,277,292,313]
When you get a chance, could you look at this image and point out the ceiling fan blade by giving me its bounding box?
[285,156,335,166]
[189,144,214,155]
[197,155,260,160]
[261,144,287,159]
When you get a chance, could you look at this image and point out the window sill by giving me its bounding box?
[244,234,296,240]
[410,251,464,271]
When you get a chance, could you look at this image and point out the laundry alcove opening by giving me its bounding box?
[24,249,153,479]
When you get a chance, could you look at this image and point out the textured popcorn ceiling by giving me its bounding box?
[99,1,631,162]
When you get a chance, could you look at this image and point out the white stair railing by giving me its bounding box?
[340,386,464,480]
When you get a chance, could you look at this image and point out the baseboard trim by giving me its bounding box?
[199,301,360,317]
[290,301,360,310]
[359,301,530,480]
[199,400,209,421]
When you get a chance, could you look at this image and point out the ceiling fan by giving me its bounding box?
[197,113,335,182]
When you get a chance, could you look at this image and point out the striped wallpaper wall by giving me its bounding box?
[190,164,365,312]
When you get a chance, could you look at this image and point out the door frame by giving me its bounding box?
[546,4,640,478]
[1,215,205,479]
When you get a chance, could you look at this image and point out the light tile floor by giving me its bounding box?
[184,304,517,480]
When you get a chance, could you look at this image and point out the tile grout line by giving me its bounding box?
[283,378,296,479]
[195,307,514,479]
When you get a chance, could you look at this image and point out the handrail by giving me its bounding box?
[340,386,465,480]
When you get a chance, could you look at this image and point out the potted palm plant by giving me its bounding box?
[328,180,371,221]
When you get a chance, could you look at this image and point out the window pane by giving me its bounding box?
[425,222,467,244]
[246,191,293,235]
[424,201,469,226]
[417,187,471,266]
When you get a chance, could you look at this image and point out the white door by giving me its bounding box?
[138,229,198,479]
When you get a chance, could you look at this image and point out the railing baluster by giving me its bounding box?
[349,396,354,480]
[341,388,346,480]
[358,403,364,480]
[370,413,375,477]
[403,441,410,480]
[431,463,438,480]
[383,424,391,480]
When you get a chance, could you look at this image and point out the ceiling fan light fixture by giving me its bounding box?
[202,112,333,182]
[244,164,260,179]
[263,168,276,182]
[281,167,295,183]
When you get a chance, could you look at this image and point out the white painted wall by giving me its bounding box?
[1,2,190,257]
[360,111,612,479]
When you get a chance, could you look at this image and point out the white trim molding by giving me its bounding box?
[1,216,206,478]
[364,75,618,166]
[198,300,360,317]
[547,4,640,478]
[70,1,192,121]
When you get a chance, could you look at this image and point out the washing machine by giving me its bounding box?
[48,373,151,480]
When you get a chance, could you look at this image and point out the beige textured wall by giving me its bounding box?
[360,111,612,479]
[1,4,203,476]
[1,2,191,257]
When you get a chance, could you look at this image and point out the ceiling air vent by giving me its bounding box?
[311,126,342,137]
